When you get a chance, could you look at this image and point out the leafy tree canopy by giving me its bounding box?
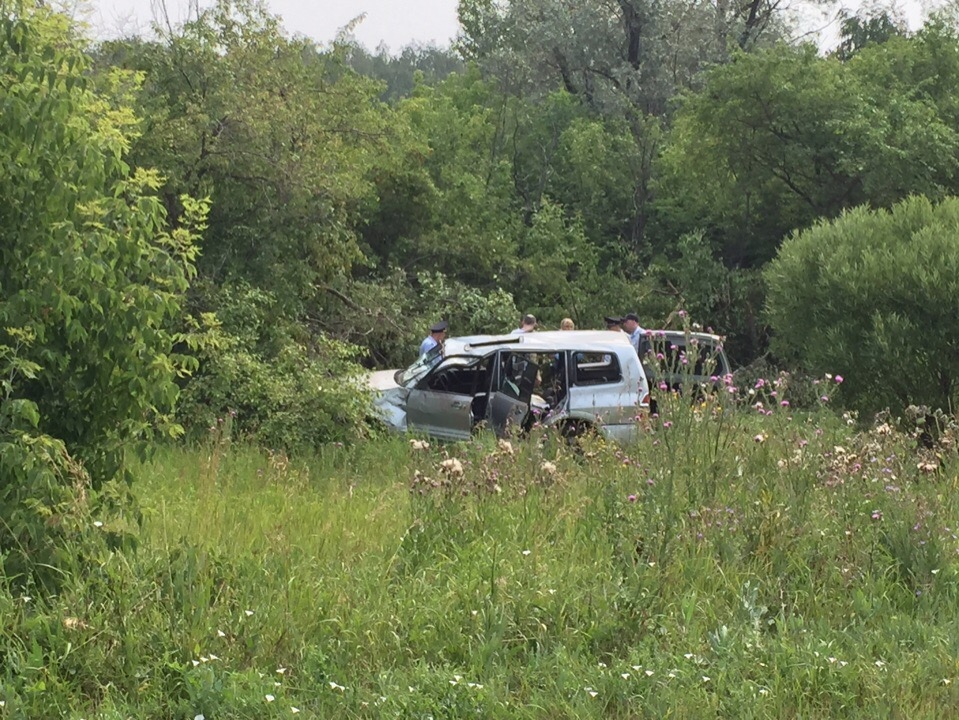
[656,28,959,268]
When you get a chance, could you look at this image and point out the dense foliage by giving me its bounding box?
[766,196,959,415]
[81,0,959,422]
[1,3,203,582]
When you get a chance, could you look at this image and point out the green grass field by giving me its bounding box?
[2,394,959,718]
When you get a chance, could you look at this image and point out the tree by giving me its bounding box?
[110,0,393,311]
[835,8,906,61]
[656,38,959,267]
[1,3,203,578]
[765,196,959,415]
[362,67,519,286]
[457,0,791,116]
[95,1,416,441]
[345,42,464,102]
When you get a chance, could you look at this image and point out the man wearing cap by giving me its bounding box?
[420,320,448,357]
[510,313,537,334]
[604,316,623,331]
[622,312,646,354]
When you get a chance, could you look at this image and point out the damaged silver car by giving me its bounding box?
[368,331,650,442]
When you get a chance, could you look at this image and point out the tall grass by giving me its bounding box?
[1,393,958,718]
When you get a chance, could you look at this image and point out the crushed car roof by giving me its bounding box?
[447,330,635,355]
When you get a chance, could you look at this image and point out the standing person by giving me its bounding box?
[510,313,537,334]
[419,320,448,357]
[560,317,575,331]
[622,312,646,354]
[604,316,623,331]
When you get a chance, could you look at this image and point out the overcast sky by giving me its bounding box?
[83,0,936,53]
[86,0,463,51]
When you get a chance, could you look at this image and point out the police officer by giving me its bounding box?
[622,312,646,354]
[419,320,448,357]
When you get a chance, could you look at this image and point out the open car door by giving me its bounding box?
[486,351,539,437]
[406,356,484,440]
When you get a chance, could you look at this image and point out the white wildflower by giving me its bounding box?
[440,458,464,476]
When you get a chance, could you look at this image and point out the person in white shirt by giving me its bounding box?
[622,312,646,354]
[510,313,537,334]
[419,320,448,357]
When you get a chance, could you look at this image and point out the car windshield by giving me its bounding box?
[395,344,445,388]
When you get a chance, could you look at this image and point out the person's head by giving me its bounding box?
[430,320,448,339]
[520,313,537,331]
[604,316,623,331]
[560,317,575,331]
[622,312,640,333]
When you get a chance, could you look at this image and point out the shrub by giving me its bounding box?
[766,195,959,415]
[178,283,373,447]
[1,6,202,581]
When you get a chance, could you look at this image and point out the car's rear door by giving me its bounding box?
[486,351,539,437]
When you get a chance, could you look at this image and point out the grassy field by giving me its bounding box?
[2,389,959,718]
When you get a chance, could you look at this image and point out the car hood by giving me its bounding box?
[368,369,401,392]
[368,369,408,431]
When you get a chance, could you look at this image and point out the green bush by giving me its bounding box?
[1,6,202,583]
[321,269,519,369]
[766,195,959,415]
[178,283,373,447]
